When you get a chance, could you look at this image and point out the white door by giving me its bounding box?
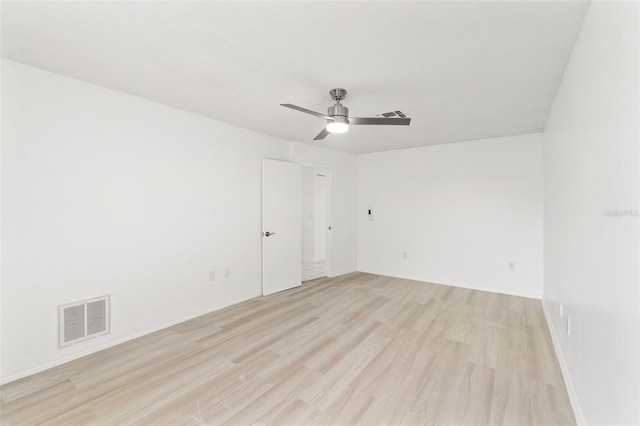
[262,159,302,295]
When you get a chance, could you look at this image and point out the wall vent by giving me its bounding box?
[378,110,407,119]
[59,295,110,347]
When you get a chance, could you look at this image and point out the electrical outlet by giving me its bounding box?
[559,303,564,317]
[225,269,230,279]
[567,317,571,336]
[209,270,216,282]
[509,261,515,270]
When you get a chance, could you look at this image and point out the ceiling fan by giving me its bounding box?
[281,88,411,140]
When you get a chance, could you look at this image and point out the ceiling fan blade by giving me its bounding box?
[281,104,334,121]
[349,117,411,126]
[313,127,330,140]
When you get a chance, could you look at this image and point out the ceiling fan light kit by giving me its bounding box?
[281,88,410,140]
[327,117,349,134]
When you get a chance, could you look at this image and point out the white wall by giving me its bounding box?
[0,60,357,383]
[542,2,640,425]
[358,133,543,298]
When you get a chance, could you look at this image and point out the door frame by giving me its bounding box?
[298,162,333,278]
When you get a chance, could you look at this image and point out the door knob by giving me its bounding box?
[264,231,276,237]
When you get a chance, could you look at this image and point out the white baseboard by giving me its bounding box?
[328,267,357,278]
[356,269,542,299]
[541,299,585,425]
[0,292,260,385]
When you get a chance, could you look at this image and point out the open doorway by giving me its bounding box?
[301,165,330,282]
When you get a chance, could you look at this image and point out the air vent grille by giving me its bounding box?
[59,296,110,347]
[379,110,407,118]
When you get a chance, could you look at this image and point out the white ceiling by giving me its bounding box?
[1,1,589,154]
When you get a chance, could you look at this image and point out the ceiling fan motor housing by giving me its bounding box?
[328,104,349,122]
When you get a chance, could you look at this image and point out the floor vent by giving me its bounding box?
[59,296,110,347]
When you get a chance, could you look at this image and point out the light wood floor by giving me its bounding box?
[1,273,575,425]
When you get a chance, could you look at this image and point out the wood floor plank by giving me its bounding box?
[0,380,79,423]
[223,364,309,425]
[299,331,390,411]
[0,273,575,425]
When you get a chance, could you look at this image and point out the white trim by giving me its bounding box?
[542,298,585,426]
[357,270,542,299]
[0,292,259,385]
[329,267,357,278]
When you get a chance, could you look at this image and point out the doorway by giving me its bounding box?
[301,166,330,282]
